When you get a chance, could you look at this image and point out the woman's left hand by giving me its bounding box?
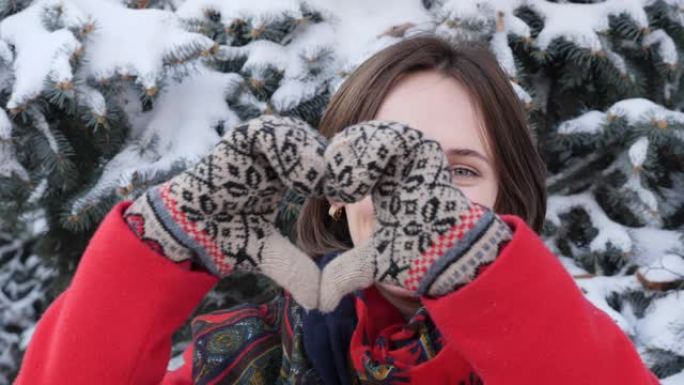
[319,120,513,312]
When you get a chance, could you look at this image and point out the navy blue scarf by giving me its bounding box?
[302,251,358,385]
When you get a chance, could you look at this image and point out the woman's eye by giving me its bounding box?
[449,166,478,178]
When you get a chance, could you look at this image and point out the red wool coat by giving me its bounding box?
[13,201,661,385]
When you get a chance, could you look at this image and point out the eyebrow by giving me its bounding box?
[445,148,491,165]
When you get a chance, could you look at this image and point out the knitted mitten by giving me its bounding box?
[123,115,327,310]
[319,120,513,312]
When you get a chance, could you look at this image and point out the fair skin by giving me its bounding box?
[328,69,499,318]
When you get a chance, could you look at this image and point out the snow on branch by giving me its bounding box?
[547,192,633,254]
[0,0,218,114]
[176,0,303,26]
[574,274,642,335]
[70,68,243,214]
[0,0,87,111]
[0,108,29,181]
[607,97,684,127]
[642,28,679,66]
[530,0,649,52]
[557,97,684,136]
[71,0,217,92]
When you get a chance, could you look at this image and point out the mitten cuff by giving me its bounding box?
[417,211,513,297]
[123,186,198,264]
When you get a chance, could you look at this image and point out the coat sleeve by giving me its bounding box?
[421,214,661,385]
[13,200,220,385]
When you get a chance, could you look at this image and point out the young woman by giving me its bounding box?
[13,35,660,385]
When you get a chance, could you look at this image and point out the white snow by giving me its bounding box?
[224,21,338,110]
[0,247,56,348]
[638,254,684,284]
[433,0,530,39]
[629,226,684,267]
[546,187,680,270]
[430,0,673,81]
[71,0,216,91]
[662,369,684,385]
[618,140,663,229]
[30,108,59,153]
[71,67,243,212]
[19,325,36,351]
[504,10,531,38]
[75,84,107,118]
[510,81,532,106]
[0,39,12,63]
[558,255,590,276]
[628,137,649,168]
[176,0,303,26]
[626,173,661,223]
[574,274,642,336]
[656,0,684,29]
[272,79,323,111]
[557,110,606,135]
[235,39,290,74]
[604,46,628,76]
[491,29,516,78]
[553,98,684,231]
[0,0,85,109]
[27,180,49,207]
[0,107,29,180]
[635,290,684,356]
[530,0,648,52]
[608,98,684,125]
[0,108,11,138]
[547,193,633,254]
[309,0,431,75]
[0,0,217,111]
[572,270,684,372]
[208,0,435,108]
[642,29,679,66]
[435,0,499,25]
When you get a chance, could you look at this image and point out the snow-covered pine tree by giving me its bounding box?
[0,0,682,384]
[0,230,56,382]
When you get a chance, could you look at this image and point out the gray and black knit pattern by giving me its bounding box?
[123,114,327,310]
[319,120,513,311]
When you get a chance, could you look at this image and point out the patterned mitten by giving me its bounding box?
[123,115,327,310]
[319,120,513,312]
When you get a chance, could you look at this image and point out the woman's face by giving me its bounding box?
[330,69,499,316]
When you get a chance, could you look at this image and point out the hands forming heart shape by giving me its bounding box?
[124,115,512,313]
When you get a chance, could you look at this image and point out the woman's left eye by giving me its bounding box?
[449,166,479,178]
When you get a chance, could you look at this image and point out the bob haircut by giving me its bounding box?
[296,34,547,257]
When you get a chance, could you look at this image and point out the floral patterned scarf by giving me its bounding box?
[190,252,447,385]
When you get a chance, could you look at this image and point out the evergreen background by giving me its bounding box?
[0,0,682,383]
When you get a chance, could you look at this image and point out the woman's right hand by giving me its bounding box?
[123,115,327,310]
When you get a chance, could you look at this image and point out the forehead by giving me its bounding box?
[373,70,491,158]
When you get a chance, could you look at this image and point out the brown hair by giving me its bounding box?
[296,33,547,257]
